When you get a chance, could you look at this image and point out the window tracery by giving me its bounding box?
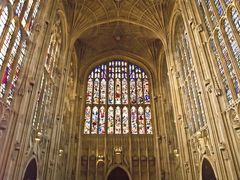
[83,60,153,135]
[196,0,240,104]
[174,19,206,134]
[32,18,62,134]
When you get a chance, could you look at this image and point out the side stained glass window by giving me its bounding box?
[174,17,206,134]
[0,1,41,105]
[83,60,153,135]
[196,0,240,104]
[32,17,62,136]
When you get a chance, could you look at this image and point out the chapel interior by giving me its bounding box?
[0,0,240,179]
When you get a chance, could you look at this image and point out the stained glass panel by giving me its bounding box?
[93,79,100,104]
[84,106,91,134]
[122,79,128,104]
[98,106,105,134]
[145,106,152,134]
[224,19,240,68]
[21,0,33,27]
[108,79,114,104]
[15,0,25,16]
[91,106,98,134]
[100,79,106,104]
[0,19,15,71]
[130,79,136,104]
[86,79,93,104]
[137,79,144,104]
[0,7,8,37]
[0,31,21,98]
[122,106,129,134]
[131,106,138,134]
[7,41,26,104]
[231,7,240,33]
[115,106,121,134]
[138,106,145,134]
[108,106,114,134]
[217,30,240,97]
[213,0,224,16]
[115,78,121,104]
[205,0,217,27]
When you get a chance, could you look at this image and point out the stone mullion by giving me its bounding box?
[190,72,203,129]
[234,0,240,12]
[182,33,192,71]
[25,0,37,24]
[219,0,228,9]
[34,73,45,131]
[0,18,13,58]
[187,76,200,132]
[178,40,187,82]
[207,38,232,102]
[201,0,215,31]
[213,31,238,99]
[18,0,29,23]
[219,21,240,81]
[0,26,19,84]
[52,41,60,77]
[40,79,51,132]
[209,0,221,21]
[193,71,206,126]
[49,40,57,75]
[3,36,24,101]
[38,74,48,131]
[176,45,185,86]
[105,64,109,135]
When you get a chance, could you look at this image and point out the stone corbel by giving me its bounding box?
[175,71,180,79]
[196,24,203,33]
[215,88,222,97]
[219,142,229,160]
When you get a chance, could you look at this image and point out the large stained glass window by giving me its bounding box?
[83,60,153,135]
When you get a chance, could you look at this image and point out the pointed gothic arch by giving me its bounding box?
[106,165,131,180]
[22,158,37,180]
[201,158,217,180]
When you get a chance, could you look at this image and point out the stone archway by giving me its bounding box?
[107,167,130,180]
[202,158,217,180]
[23,158,37,180]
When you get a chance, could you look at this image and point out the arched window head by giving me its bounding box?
[83,60,153,135]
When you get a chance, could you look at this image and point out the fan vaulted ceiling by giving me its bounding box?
[61,0,175,66]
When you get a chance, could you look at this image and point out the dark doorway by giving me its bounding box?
[23,159,37,180]
[202,159,217,180]
[107,167,129,180]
